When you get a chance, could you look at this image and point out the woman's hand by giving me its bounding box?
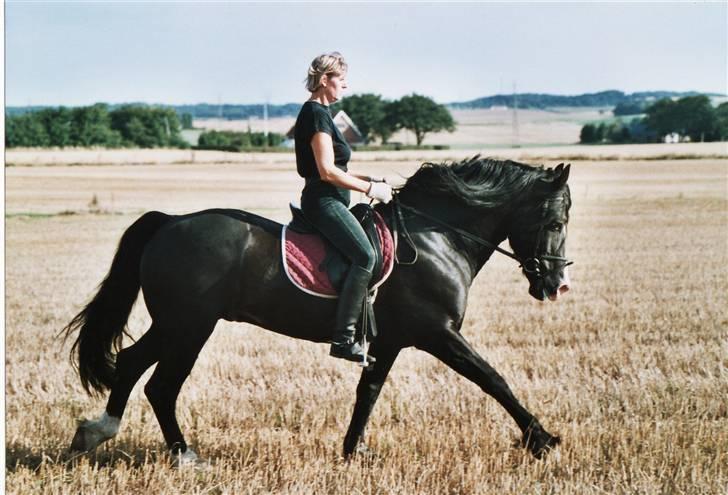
[367,182,393,203]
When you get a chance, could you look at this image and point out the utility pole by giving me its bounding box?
[263,101,269,147]
[511,81,520,148]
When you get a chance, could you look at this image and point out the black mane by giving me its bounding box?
[398,156,554,208]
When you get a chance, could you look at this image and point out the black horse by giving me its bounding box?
[63,157,572,465]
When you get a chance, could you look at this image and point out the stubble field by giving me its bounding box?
[5,145,728,493]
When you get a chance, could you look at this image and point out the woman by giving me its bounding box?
[294,52,393,365]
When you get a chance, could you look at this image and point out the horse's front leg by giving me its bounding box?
[417,330,560,458]
[343,344,401,457]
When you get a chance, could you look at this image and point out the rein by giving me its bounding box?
[390,192,573,277]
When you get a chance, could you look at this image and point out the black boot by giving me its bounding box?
[330,265,376,364]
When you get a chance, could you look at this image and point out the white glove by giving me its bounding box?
[367,181,393,203]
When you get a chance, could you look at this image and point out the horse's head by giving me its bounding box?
[507,163,572,302]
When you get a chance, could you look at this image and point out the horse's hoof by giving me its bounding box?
[69,422,111,452]
[523,426,561,459]
[171,448,210,469]
[69,413,120,452]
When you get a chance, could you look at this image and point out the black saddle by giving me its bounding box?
[288,202,384,290]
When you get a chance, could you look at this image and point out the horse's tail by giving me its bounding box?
[61,211,171,395]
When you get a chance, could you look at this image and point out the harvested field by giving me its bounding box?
[4,150,728,493]
[195,107,614,148]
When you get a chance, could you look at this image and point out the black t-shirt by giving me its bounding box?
[294,101,351,178]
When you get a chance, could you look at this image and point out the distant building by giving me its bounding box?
[285,110,366,147]
[664,132,691,144]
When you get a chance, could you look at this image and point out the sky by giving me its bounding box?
[5,1,727,106]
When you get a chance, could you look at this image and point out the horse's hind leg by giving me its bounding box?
[144,319,216,466]
[70,325,161,452]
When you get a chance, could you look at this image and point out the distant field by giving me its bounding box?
[195,107,611,148]
[5,141,726,169]
[4,153,728,493]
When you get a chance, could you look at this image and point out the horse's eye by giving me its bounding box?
[549,223,563,232]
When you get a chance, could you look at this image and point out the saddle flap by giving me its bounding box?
[282,208,395,298]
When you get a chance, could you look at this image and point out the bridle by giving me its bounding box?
[390,192,573,279]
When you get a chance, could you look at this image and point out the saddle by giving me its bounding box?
[282,203,396,343]
[283,202,394,297]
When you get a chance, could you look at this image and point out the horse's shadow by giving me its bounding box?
[6,440,167,472]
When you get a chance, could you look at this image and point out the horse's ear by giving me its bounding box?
[554,164,571,188]
[554,163,564,174]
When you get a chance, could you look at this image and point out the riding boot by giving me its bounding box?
[330,265,376,364]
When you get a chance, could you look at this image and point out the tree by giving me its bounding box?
[605,122,631,144]
[645,95,717,141]
[336,93,386,143]
[71,104,121,147]
[613,101,645,116]
[377,101,402,144]
[110,105,186,148]
[644,98,678,137]
[715,102,728,141]
[181,113,194,129]
[37,107,73,147]
[6,114,49,147]
[394,94,455,146]
[579,124,598,143]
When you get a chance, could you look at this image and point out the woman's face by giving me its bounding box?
[322,72,348,103]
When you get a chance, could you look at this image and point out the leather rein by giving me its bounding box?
[389,192,573,278]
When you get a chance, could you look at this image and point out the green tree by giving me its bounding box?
[579,124,598,143]
[110,106,186,148]
[645,96,717,141]
[605,122,631,144]
[181,113,194,129]
[613,101,645,116]
[71,104,121,147]
[377,101,402,144]
[37,107,73,147]
[335,93,387,143]
[394,94,455,146]
[644,98,678,137]
[715,102,728,141]
[6,114,50,147]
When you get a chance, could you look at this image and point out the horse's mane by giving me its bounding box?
[398,156,553,208]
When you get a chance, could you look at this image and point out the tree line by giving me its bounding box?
[6,104,188,148]
[197,130,285,151]
[6,94,455,149]
[580,96,728,144]
[332,93,455,146]
[450,90,708,111]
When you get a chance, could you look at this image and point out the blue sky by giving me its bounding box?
[6,2,727,106]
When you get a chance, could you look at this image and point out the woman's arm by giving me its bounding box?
[350,172,385,183]
[311,132,371,193]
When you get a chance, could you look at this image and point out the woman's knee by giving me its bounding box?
[352,245,376,272]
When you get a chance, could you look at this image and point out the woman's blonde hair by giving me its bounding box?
[305,52,348,92]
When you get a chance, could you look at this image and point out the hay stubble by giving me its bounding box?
[5,154,727,493]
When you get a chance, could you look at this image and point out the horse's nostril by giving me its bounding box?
[558,284,570,294]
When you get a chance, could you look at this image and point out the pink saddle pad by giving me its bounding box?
[282,210,395,298]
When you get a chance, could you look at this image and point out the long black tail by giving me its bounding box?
[61,211,171,395]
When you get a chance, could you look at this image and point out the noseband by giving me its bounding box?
[391,193,573,279]
[518,223,574,279]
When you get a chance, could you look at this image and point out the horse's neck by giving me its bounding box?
[385,196,510,280]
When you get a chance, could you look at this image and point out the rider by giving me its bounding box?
[295,52,393,364]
